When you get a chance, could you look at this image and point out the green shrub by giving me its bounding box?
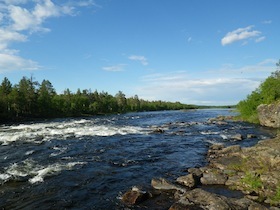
[237,60,280,123]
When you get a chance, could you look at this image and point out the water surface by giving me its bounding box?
[0,110,274,209]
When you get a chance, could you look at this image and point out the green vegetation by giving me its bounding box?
[237,60,280,123]
[270,185,280,205]
[241,172,263,191]
[0,76,197,123]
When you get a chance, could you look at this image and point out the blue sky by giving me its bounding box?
[0,0,279,105]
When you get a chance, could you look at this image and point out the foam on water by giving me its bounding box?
[0,118,148,145]
[0,158,87,184]
[28,162,86,184]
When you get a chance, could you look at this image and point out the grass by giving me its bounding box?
[270,185,280,205]
[241,172,263,191]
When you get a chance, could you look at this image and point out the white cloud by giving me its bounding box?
[136,59,277,105]
[8,0,71,32]
[213,59,277,76]
[137,72,259,105]
[0,53,40,72]
[0,0,96,73]
[129,55,148,66]
[0,28,27,50]
[255,36,266,43]
[102,64,126,72]
[221,25,262,46]
[3,0,28,4]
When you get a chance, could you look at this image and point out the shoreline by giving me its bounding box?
[121,118,280,209]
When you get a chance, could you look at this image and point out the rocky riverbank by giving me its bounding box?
[121,116,280,209]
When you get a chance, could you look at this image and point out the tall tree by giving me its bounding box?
[115,91,127,113]
[38,80,56,117]
[0,77,12,115]
[13,76,38,117]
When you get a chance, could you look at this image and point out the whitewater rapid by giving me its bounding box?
[0,118,148,145]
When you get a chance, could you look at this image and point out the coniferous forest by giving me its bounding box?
[0,76,196,122]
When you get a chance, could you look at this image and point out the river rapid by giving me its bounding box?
[0,109,275,209]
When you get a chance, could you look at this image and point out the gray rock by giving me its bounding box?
[247,134,257,139]
[169,202,204,210]
[188,168,203,177]
[176,173,199,188]
[219,145,242,154]
[209,144,224,151]
[257,102,280,128]
[178,188,234,210]
[121,186,151,205]
[200,169,228,185]
[151,178,186,192]
[231,134,244,141]
[248,202,269,210]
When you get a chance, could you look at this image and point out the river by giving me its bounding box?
[0,109,275,209]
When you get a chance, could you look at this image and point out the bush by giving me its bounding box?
[237,60,280,123]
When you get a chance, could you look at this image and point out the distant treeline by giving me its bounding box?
[0,76,199,122]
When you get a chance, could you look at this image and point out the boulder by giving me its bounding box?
[188,168,203,178]
[175,188,269,210]
[209,144,224,151]
[257,102,280,128]
[248,202,269,210]
[169,202,204,210]
[200,169,228,185]
[178,188,234,210]
[151,178,186,192]
[247,134,257,139]
[231,134,244,141]
[121,186,151,205]
[176,173,199,188]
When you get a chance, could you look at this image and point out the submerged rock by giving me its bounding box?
[152,128,165,134]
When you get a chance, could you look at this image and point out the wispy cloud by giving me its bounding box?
[255,36,266,43]
[128,55,148,66]
[138,72,259,105]
[221,25,262,46]
[102,64,126,72]
[136,59,276,105]
[0,0,96,72]
[0,53,41,73]
[213,59,277,75]
[262,20,272,24]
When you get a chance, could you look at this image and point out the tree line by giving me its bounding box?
[237,60,280,123]
[0,76,196,122]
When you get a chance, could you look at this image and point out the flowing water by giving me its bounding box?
[0,109,275,209]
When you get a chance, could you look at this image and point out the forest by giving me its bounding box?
[0,76,197,122]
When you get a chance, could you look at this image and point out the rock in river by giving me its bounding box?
[121,186,151,205]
